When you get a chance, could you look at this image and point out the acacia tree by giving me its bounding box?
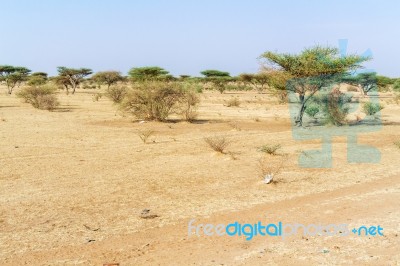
[200,69,232,93]
[0,65,31,94]
[91,71,124,89]
[56,67,92,94]
[128,66,170,81]
[261,46,368,126]
[239,72,272,93]
[342,72,377,96]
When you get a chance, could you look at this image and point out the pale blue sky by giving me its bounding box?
[1,0,399,77]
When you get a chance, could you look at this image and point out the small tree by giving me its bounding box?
[91,71,124,89]
[200,70,231,93]
[238,73,270,92]
[261,46,368,126]
[56,67,93,94]
[342,72,377,96]
[0,65,31,94]
[128,66,169,81]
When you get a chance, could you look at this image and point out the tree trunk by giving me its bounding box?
[295,94,306,126]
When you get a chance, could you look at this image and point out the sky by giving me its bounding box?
[1,0,399,77]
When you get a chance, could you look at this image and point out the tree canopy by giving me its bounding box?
[91,71,124,88]
[0,65,31,94]
[260,46,368,126]
[56,67,92,94]
[128,66,170,81]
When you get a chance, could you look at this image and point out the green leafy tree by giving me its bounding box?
[128,66,169,81]
[239,73,270,92]
[91,71,124,89]
[342,72,377,96]
[376,75,395,92]
[56,67,92,94]
[0,65,31,94]
[261,46,368,126]
[200,69,231,93]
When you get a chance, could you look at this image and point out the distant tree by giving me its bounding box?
[27,72,48,87]
[128,66,169,81]
[261,46,368,126]
[56,67,93,94]
[200,70,230,78]
[238,72,271,92]
[393,79,400,92]
[342,72,377,96]
[376,75,395,91]
[179,75,191,80]
[0,65,31,94]
[91,71,124,89]
[200,69,231,93]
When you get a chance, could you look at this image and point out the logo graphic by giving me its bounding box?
[288,39,382,168]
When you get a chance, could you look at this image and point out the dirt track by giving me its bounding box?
[0,89,399,265]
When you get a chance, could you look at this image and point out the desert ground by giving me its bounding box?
[0,87,399,265]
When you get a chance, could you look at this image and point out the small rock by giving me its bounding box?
[140,209,159,219]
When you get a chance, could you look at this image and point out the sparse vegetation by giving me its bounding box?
[226,97,240,107]
[258,154,287,184]
[121,81,184,121]
[106,85,128,104]
[305,104,320,118]
[16,86,59,111]
[180,90,200,122]
[362,102,384,116]
[136,129,155,144]
[204,136,230,153]
[258,144,281,155]
[394,141,400,149]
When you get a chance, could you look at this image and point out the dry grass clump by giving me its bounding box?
[226,97,240,107]
[204,136,230,153]
[258,143,281,155]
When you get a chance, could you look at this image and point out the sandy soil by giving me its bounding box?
[0,88,399,265]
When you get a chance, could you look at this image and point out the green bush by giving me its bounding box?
[305,104,319,118]
[16,86,59,111]
[312,89,352,126]
[362,102,384,116]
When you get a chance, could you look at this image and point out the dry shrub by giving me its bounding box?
[258,154,287,184]
[92,93,103,102]
[16,86,59,111]
[106,85,128,103]
[136,129,155,144]
[226,97,240,107]
[180,90,200,122]
[204,136,230,153]
[121,81,183,121]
